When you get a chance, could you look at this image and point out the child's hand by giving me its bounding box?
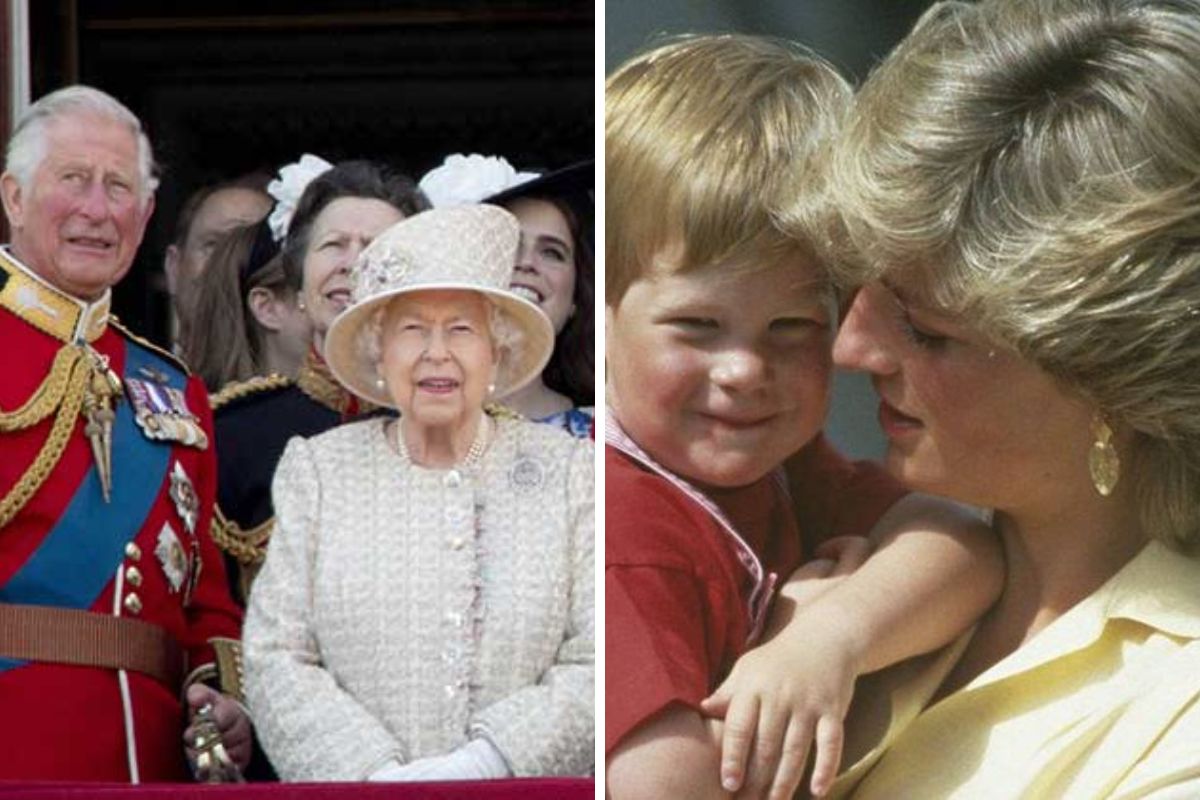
[699,536,872,799]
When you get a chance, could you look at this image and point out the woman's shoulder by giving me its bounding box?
[496,413,591,452]
[489,416,593,494]
[277,417,386,469]
[302,416,385,447]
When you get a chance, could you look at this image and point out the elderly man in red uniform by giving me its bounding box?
[0,85,249,782]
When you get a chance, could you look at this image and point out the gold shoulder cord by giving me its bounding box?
[296,357,350,414]
[0,345,89,528]
[210,374,293,411]
[210,507,274,604]
[209,506,273,566]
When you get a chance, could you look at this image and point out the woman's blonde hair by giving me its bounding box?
[833,0,1200,550]
[605,34,851,305]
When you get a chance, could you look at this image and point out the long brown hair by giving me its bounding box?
[180,222,292,391]
[509,193,595,408]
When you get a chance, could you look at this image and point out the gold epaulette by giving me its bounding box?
[108,316,191,375]
[296,356,351,414]
[484,402,525,421]
[209,374,293,411]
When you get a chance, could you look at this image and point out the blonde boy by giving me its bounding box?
[605,36,1003,799]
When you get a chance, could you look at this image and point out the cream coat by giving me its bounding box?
[244,417,594,781]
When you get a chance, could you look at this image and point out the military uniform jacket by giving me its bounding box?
[0,248,242,782]
[211,352,376,604]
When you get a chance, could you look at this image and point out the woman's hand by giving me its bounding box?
[184,683,253,778]
[699,536,873,799]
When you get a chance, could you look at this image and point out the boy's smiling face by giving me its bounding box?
[607,256,834,489]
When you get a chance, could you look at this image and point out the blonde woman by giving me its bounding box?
[826,0,1200,796]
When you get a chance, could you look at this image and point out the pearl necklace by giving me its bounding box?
[394,414,492,469]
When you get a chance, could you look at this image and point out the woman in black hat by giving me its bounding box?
[420,156,596,437]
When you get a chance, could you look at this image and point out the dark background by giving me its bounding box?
[24,0,593,347]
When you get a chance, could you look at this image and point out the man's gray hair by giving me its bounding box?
[5,85,159,208]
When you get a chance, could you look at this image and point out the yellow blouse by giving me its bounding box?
[832,541,1200,799]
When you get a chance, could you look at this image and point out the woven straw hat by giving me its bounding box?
[324,205,555,409]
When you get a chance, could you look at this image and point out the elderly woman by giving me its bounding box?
[210,159,427,605]
[823,0,1200,796]
[242,204,594,782]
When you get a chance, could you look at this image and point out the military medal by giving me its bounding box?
[169,461,199,535]
[155,522,188,593]
[81,346,122,502]
[168,461,204,606]
[184,550,202,608]
[126,376,209,450]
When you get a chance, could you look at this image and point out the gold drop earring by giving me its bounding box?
[1088,413,1120,497]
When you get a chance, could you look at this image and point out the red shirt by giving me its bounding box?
[605,433,903,753]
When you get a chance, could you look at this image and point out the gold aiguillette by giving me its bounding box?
[81,346,122,502]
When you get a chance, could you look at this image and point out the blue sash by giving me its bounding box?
[0,343,179,672]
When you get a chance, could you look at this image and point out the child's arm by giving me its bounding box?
[606,542,871,800]
[703,493,1003,799]
[606,705,729,800]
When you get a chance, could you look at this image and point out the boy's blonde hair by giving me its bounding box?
[832,0,1200,551]
[605,34,852,305]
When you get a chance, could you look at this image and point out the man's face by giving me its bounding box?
[0,112,153,300]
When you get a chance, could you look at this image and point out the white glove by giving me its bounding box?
[367,738,511,782]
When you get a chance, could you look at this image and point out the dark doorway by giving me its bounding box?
[27,0,594,347]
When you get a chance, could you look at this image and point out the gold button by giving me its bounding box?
[125,566,142,587]
[123,593,143,614]
[125,542,142,561]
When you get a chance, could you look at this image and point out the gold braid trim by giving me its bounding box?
[296,355,353,414]
[210,374,292,411]
[0,345,81,430]
[210,505,273,565]
[0,346,89,529]
[108,317,191,375]
[210,637,245,702]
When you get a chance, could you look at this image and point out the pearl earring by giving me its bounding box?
[375,377,385,390]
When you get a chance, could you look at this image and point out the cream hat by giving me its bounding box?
[324,204,555,409]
